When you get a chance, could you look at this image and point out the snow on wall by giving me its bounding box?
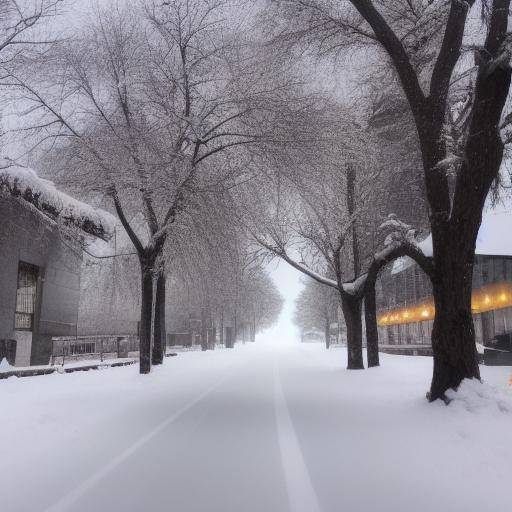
[0,163,116,239]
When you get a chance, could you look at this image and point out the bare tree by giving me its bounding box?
[267,0,512,400]
[238,101,385,368]
[2,0,302,373]
[294,277,338,348]
[165,195,283,348]
[0,0,62,63]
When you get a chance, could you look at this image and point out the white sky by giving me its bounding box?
[264,259,304,344]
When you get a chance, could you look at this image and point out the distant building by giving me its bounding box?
[0,165,112,366]
[301,329,324,343]
[376,211,512,353]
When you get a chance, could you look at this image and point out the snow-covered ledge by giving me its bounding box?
[0,163,115,240]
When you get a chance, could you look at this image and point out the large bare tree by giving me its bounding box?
[268,0,512,400]
[3,0,302,373]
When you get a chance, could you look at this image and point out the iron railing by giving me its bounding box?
[51,335,139,365]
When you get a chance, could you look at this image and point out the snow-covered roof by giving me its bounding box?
[391,209,512,274]
[0,163,116,240]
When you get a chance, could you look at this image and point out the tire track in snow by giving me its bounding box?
[273,355,322,512]
[43,368,236,512]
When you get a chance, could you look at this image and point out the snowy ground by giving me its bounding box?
[1,338,511,512]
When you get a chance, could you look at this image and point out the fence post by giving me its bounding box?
[100,339,103,362]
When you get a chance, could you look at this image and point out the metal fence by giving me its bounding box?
[51,335,139,365]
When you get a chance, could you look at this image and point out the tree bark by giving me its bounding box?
[341,295,364,369]
[225,325,234,349]
[251,313,256,342]
[429,239,480,401]
[364,285,379,367]
[220,309,224,346]
[152,273,166,365]
[200,306,208,351]
[346,163,360,276]
[139,258,154,374]
[324,316,330,349]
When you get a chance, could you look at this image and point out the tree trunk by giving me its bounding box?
[429,234,480,401]
[139,259,154,374]
[200,306,208,351]
[220,309,224,346]
[341,295,364,369]
[225,325,234,349]
[428,45,511,400]
[251,313,256,342]
[364,285,379,368]
[324,316,330,349]
[152,273,166,365]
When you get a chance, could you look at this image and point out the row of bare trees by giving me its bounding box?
[251,0,512,401]
[294,278,339,348]
[1,0,300,373]
[78,191,283,351]
[1,0,512,402]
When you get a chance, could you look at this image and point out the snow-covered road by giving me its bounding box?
[1,339,512,512]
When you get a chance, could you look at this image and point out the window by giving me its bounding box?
[15,262,39,331]
[482,258,489,284]
[387,325,395,345]
[506,259,512,282]
[493,308,508,336]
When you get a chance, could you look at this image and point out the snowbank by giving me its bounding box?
[0,357,12,371]
[445,378,512,414]
[0,163,116,239]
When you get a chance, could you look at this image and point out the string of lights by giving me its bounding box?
[378,282,512,326]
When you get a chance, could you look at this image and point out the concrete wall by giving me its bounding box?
[77,255,140,336]
[0,197,82,365]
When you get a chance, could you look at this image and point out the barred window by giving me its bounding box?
[15,262,39,331]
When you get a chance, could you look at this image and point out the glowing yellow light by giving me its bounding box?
[378,282,512,326]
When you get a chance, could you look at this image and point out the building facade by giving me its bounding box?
[0,197,82,366]
[376,212,512,351]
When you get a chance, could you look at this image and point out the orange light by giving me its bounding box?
[377,282,512,326]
